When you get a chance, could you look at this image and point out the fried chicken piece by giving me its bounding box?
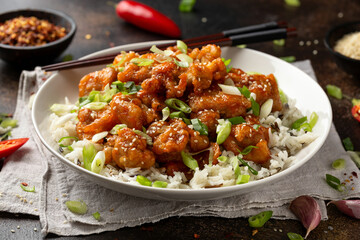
[189,44,222,63]
[112,128,155,169]
[191,110,220,138]
[78,67,117,97]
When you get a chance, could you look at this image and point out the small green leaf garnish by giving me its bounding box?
[136,175,152,186]
[280,56,296,62]
[179,0,196,13]
[152,181,168,188]
[181,151,199,170]
[191,118,208,136]
[248,210,273,227]
[332,158,346,170]
[20,183,35,192]
[250,97,260,116]
[325,174,346,192]
[240,145,258,155]
[65,200,88,215]
[326,85,342,99]
[342,137,354,151]
[93,212,101,221]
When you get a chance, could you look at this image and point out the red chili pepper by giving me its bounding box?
[352,105,360,122]
[0,138,29,158]
[116,0,181,38]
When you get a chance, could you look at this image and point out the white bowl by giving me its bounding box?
[32,41,332,201]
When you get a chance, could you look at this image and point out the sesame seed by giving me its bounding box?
[279,229,283,233]
[11,229,15,233]
[313,50,318,55]
[63,220,68,224]
[314,39,319,45]
[29,200,33,205]
[299,41,304,46]
[338,12,344,18]
[85,34,92,40]
[34,208,38,211]
[306,41,311,46]
[55,198,59,201]
[62,193,67,197]
[34,228,37,232]
[17,226,20,229]
[110,208,114,212]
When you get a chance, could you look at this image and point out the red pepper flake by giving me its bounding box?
[252,229,258,236]
[21,182,28,186]
[140,226,153,231]
[351,171,358,178]
[344,173,347,175]
[345,179,351,183]
[351,187,355,190]
[349,176,353,179]
[194,233,200,239]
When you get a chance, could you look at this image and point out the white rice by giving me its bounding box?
[49,98,317,189]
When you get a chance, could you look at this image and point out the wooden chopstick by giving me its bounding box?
[42,22,294,72]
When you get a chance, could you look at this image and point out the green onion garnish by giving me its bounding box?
[177,40,188,53]
[240,145,258,155]
[83,102,107,111]
[179,0,196,13]
[216,120,232,144]
[248,210,273,228]
[191,119,208,136]
[130,58,154,66]
[325,174,346,192]
[347,151,360,168]
[218,156,228,162]
[287,232,304,240]
[236,175,250,184]
[110,124,127,134]
[279,88,288,103]
[273,39,285,46]
[20,183,35,192]
[291,116,307,130]
[174,58,189,68]
[232,157,241,179]
[253,124,260,130]
[280,56,296,63]
[181,151,199,170]
[176,53,193,64]
[352,98,360,106]
[237,44,247,48]
[228,116,246,125]
[93,212,101,221]
[58,136,78,147]
[332,158,346,170]
[342,137,354,151]
[238,86,251,99]
[326,85,342,99]
[0,118,17,128]
[250,97,260,116]
[221,58,232,72]
[162,107,170,121]
[91,151,105,173]
[83,143,97,171]
[152,181,168,188]
[133,130,153,145]
[65,200,88,215]
[169,111,187,119]
[136,175,152,186]
[62,54,73,62]
[238,156,258,175]
[165,98,191,113]
[308,112,318,129]
[285,0,301,7]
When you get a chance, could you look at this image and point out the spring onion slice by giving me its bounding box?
[92,131,108,142]
[287,232,304,240]
[163,49,174,56]
[181,151,199,170]
[248,211,273,228]
[232,157,241,180]
[280,56,296,63]
[169,111,187,119]
[133,130,153,145]
[325,174,346,192]
[152,181,168,188]
[110,124,127,135]
[326,85,342,99]
[84,102,107,111]
[174,58,189,68]
[50,104,75,116]
[273,39,285,46]
[191,119,208,136]
[91,151,105,173]
[347,151,360,168]
[259,99,273,119]
[279,89,288,103]
[236,174,250,184]
[228,116,246,125]
[162,107,170,121]
[65,200,88,215]
[179,0,196,13]
[93,212,101,221]
[253,124,260,130]
[250,97,260,116]
[291,116,307,130]
[177,40,188,54]
[59,136,79,143]
[216,120,232,144]
[176,53,193,64]
[218,84,241,96]
[238,86,251,98]
[332,158,346,170]
[83,143,97,171]
[240,145,258,155]
[342,137,354,151]
[20,183,35,192]
[308,112,318,129]
[0,118,17,128]
[238,156,258,175]
[165,98,192,113]
[150,45,164,54]
[285,0,301,7]
[218,156,228,162]
[130,58,154,66]
[136,175,152,186]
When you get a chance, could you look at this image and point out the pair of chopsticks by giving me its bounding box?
[42,21,295,71]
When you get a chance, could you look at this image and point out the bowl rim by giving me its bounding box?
[324,20,360,63]
[0,8,76,50]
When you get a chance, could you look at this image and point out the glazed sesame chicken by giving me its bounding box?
[78,67,117,97]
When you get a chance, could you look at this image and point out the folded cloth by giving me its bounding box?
[0,61,359,237]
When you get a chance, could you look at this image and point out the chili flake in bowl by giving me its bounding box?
[0,16,67,46]
[0,8,76,67]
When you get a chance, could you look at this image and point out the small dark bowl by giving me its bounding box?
[324,21,360,77]
[0,8,76,67]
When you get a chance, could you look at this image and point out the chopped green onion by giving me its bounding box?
[174,58,189,68]
[218,156,228,162]
[219,84,242,96]
[162,107,170,121]
[236,174,250,184]
[250,97,260,116]
[191,119,208,136]
[228,116,246,125]
[309,112,318,129]
[332,158,346,170]
[238,86,251,98]
[130,58,154,66]
[152,181,168,188]
[169,111,186,119]
[84,102,107,111]
[325,174,346,192]
[285,0,301,7]
[347,151,360,168]
[232,157,241,179]
[0,118,17,128]
[110,124,127,134]
[273,39,285,46]
[179,0,196,13]
[177,40,188,54]
[83,143,97,171]
[279,89,288,103]
[287,232,304,240]
[165,98,191,113]
[176,53,193,64]
[150,45,164,54]
[342,137,354,151]
[326,85,342,99]
[352,98,360,106]
[50,104,75,115]
[20,183,35,192]
[237,44,247,48]
[62,54,73,62]
[280,56,296,63]
[133,130,153,145]
[221,58,232,72]
[65,200,88,215]
[253,124,260,130]
[136,175,152,186]
[247,71,261,75]
[259,98,273,119]
[181,151,199,170]
[107,51,127,70]
[291,116,307,130]
[248,210,273,228]
[91,151,105,173]
[216,120,232,144]
[299,122,312,132]
[238,156,258,175]
[59,136,78,144]
[240,145,258,155]
[93,212,101,221]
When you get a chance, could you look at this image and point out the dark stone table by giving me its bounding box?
[1,0,359,239]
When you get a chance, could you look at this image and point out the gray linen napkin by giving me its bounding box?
[0,61,359,237]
